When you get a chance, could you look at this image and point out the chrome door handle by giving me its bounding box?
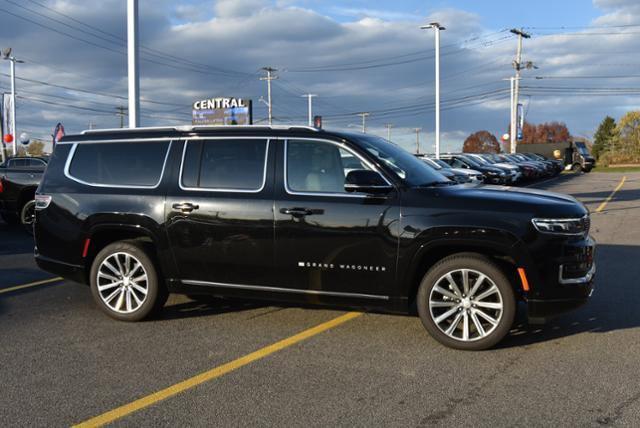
[172,202,199,213]
[279,207,324,217]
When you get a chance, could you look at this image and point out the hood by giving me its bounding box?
[493,162,519,171]
[418,184,588,218]
[451,168,481,176]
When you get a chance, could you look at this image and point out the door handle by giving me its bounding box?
[172,202,199,213]
[279,207,324,217]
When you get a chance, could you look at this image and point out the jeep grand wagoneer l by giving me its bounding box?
[34,126,595,350]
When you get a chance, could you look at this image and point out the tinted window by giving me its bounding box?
[287,140,371,194]
[69,141,169,187]
[353,135,446,186]
[9,159,28,168]
[181,139,267,191]
[27,159,46,168]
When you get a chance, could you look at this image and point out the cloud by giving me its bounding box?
[214,0,270,18]
[331,7,419,22]
[0,0,639,152]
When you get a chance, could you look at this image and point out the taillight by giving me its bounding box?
[35,194,52,210]
[0,178,3,193]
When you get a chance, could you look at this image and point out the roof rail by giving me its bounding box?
[80,124,320,135]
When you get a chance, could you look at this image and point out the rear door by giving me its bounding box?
[165,137,276,287]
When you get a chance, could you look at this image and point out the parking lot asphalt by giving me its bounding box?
[1,172,639,427]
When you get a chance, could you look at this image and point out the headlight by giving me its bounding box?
[532,216,590,235]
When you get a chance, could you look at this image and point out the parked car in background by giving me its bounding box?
[0,156,48,231]
[520,153,563,175]
[439,154,509,185]
[428,157,484,184]
[491,153,545,180]
[416,155,470,184]
[465,153,522,184]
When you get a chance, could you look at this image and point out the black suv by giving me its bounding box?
[34,126,595,350]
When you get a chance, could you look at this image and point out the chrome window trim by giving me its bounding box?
[283,137,393,198]
[182,279,390,300]
[63,140,173,189]
[178,137,270,193]
[558,263,596,285]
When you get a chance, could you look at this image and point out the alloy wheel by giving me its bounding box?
[96,252,149,314]
[428,268,503,342]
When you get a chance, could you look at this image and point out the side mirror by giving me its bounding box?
[344,170,393,194]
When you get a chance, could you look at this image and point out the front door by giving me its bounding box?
[166,137,275,286]
[273,138,400,301]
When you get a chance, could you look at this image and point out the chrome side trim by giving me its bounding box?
[182,279,390,300]
[283,137,394,198]
[63,141,173,189]
[558,263,596,285]
[178,137,270,193]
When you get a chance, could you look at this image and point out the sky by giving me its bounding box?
[0,0,639,154]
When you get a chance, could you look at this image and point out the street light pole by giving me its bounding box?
[385,123,393,141]
[127,0,140,128]
[421,22,446,159]
[2,48,23,157]
[302,94,317,126]
[509,28,531,154]
[414,128,422,154]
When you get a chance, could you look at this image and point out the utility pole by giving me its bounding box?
[302,94,317,126]
[260,67,278,125]
[127,0,140,128]
[116,106,128,128]
[414,128,422,154]
[2,48,23,157]
[385,123,393,141]
[509,28,530,154]
[421,22,445,158]
[357,112,370,133]
[87,121,95,130]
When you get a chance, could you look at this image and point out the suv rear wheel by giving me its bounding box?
[90,241,164,321]
[20,200,36,234]
[416,253,516,350]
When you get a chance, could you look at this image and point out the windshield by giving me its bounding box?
[432,158,451,169]
[457,155,483,168]
[353,135,448,186]
[574,142,590,156]
[422,157,443,170]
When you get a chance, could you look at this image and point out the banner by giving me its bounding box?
[52,122,65,146]
[2,92,14,138]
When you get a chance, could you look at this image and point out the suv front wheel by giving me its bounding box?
[417,253,516,350]
[90,241,163,321]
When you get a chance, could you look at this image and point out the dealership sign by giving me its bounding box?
[192,97,252,126]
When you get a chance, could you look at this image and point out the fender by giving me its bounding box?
[82,215,178,279]
[396,225,535,298]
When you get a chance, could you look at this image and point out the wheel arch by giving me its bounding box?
[402,236,527,310]
[83,222,172,285]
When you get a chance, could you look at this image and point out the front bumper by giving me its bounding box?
[524,234,596,322]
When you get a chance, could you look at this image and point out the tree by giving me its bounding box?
[614,111,640,159]
[463,131,500,153]
[27,140,45,156]
[514,121,571,144]
[592,116,616,159]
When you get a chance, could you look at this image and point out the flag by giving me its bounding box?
[52,122,65,146]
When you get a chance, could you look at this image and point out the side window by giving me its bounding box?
[451,159,466,169]
[286,140,371,194]
[181,139,268,191]
[68,141,170,187]
[27,159,46,168]
[9,159,27,168]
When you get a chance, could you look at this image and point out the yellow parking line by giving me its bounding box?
[73,311,363,428]
[0,276,64,295]
[595,176,626,213]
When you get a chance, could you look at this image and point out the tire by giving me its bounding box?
[20,200,36,234]
[416,253,516,351]
[571,163,582,173]
[90,240,163,321]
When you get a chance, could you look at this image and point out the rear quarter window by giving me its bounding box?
[67,141,170,187]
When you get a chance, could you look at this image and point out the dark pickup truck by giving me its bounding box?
[0,156,48,230]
